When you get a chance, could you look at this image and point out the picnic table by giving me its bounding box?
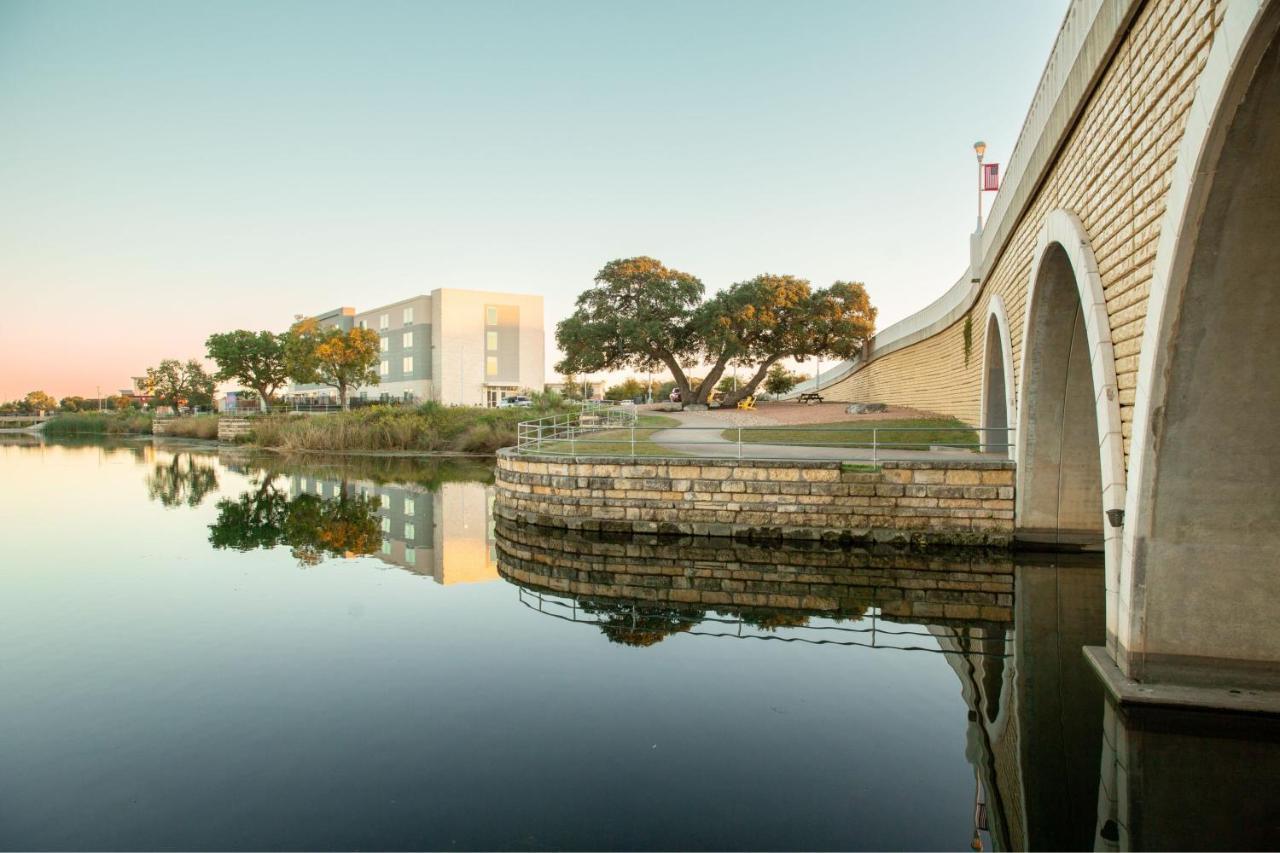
[797,392,824,404]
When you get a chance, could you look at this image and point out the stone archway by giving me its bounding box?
[980,295,1015,457]
[1119,1,1280,689]
[1015,210,1126,555]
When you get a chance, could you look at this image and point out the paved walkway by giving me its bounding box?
[649,411,1010,463]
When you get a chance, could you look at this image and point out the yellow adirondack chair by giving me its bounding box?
[737,395,756,411]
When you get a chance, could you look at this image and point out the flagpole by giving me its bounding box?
[973,140,987,230]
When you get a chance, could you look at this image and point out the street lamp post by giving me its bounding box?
[974,140,987,230]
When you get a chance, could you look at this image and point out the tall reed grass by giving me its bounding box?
[245,403,558,453]
[42,412,153,435]
[159,415,221,439]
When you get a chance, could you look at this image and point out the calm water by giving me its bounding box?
[1,437,1275,851]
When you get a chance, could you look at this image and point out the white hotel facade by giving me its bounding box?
[291,288,544,407]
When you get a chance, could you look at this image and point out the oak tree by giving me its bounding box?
[206,330,290,413]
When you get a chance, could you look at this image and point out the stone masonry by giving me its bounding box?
[216,417,252,442]
[494,449,1016,546]
[495,520,1015,625]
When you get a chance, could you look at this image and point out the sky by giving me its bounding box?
[0,0,1067,400]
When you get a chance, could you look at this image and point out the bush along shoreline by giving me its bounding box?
[242,401,571,454]
[42,411,154,436]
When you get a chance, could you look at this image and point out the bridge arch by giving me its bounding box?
[1118,0,1280,687]
[1014,210,1126,566]
[980,295,1015,457]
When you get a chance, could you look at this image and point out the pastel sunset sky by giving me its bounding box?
[0,0,1066,399]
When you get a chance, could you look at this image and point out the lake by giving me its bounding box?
[0,437,1274,851]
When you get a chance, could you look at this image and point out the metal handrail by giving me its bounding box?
[515,587,1011,656]
[515,400,637,455]
[513,418,1016,463]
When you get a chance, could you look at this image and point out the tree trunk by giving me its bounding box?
[338,384,349,410]
[654,351,694,401]
[257,389,269,414]
[696,353,733,405]
[719,356,783,407]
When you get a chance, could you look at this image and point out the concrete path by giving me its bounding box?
[649,410,1010,463]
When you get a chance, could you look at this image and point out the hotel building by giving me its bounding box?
[291,288,544,407]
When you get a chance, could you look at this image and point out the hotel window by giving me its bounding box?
[403,307,414,324]
[404,547,416,565]
[381,494,390,510]
[403,356,413,374]
[379,313,389,330]
[403,332,413,348]
[380,360,389,376]
[404,497,415,515]
[381,539,392,555]
[486,331,498,351]
[358,320,366,329]
[486,356,498,377]
[380,336,389,353]
[486,306,498,325]
[404,522,415,540]
[381,517,391,533]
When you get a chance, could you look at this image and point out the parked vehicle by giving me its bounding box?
[498,395,533,408]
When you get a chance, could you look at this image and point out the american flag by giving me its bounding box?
[982,163,1000,192]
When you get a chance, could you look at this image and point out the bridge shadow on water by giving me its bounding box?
[494,521,1280,852]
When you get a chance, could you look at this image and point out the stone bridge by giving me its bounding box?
[805,0,1280,700]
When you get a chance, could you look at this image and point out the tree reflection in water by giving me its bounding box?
[208,476,382,566]
[146,453,219,507]
[578,600,706,647]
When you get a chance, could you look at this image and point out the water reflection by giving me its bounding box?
[208,453,498,583]
[2,436,1275,850]
[209,476,383,565]
[146,453,220,507]
[493,521,1114,852]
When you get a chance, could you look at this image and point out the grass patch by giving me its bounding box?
[158,415,221,440]
[725,418,981,452]
[528,414,686,457]
[42,412,153,436]
[245,402,576,454]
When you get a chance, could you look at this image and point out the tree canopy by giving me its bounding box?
[555,257,705,396]
[23,390,57,412]
[284,318,380,409]
[138,359,216,411]
[556,258,876,406]
[206,330,290,412]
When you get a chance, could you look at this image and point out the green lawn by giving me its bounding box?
[528,414,687,457]
[723,418,983,452]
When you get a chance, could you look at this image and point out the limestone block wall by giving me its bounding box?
[494,450,1016,545]
[150,417,177,436]
[217,417,252,442]
[495,521,1015,624]
[822,0,1219,463]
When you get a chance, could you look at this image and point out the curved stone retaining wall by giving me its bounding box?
[494,450,1016,546]
[495,520,1015,625]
